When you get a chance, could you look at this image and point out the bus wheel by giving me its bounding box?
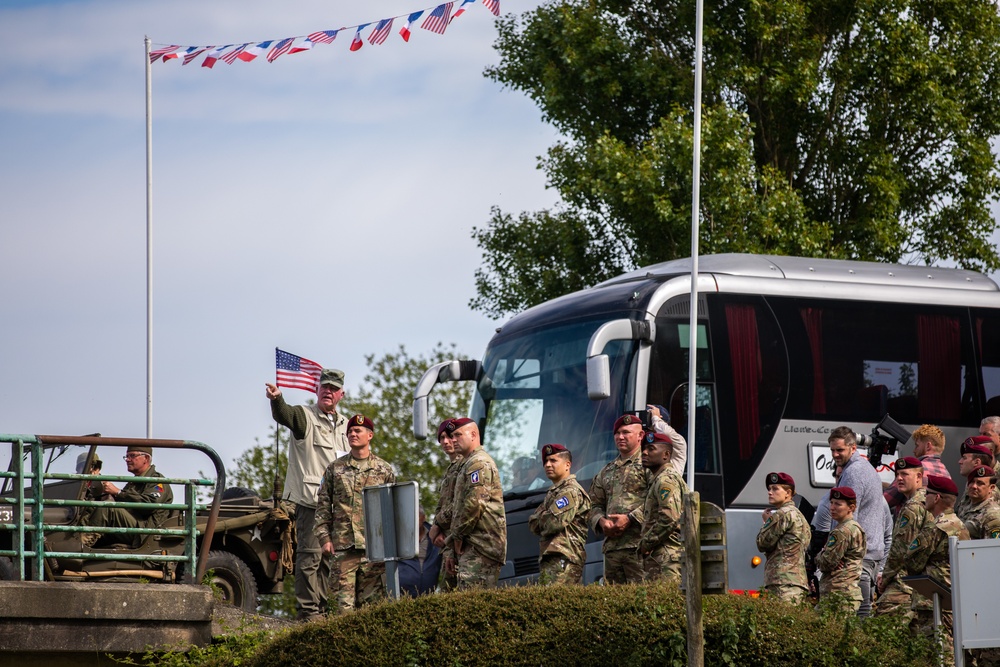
[205,551,258,612]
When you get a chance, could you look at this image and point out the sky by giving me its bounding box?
[0,0,558,480]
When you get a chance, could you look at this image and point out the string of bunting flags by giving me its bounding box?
[148,0,499,68]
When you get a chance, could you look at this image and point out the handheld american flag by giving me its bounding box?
[275,348,323,392]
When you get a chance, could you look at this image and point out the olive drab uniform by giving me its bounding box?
[874,488,931,618]
[314,452,395,614]
[84,465,174,548]
[638,465,687,583]
[905,509,969,667]
[755,500,811,604]
[449,447,507,588]
[814,517,866,614]
[432,455,464,590]
[528,473,591,585]
[589,448,649,584]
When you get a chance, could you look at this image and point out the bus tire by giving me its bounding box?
[205,551,258,612]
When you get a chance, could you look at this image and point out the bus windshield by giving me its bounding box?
[469,317,639,497]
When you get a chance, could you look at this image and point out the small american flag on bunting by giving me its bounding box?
[481,0,500,16]
[275,348,323,392]
[421,2,453,34]
[369,18,394,45]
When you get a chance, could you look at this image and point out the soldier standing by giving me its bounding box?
[874,457,931,618]
[589,414,649,584]
[528,443,591,585]
[755,472,810,604]
[637,431,687,583]
[961,465,1000,539]
[314,414,396,614]
[814,487,866,614]
[446,417,507,588]
[428,419,463,591]
[905,474,969,667]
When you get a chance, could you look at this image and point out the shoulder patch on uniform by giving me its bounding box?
[899,516,909,529]
[908,538,919,551]
[826,534,837,547]
[556,496,569,509]
[470,470,481,484]
[660,487,671,502]
[763,517,773,528]
[991,530,1000,539]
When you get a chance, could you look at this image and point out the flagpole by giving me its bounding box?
[145,36,153,439]
[686,0,704,497]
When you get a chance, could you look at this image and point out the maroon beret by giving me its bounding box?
[445,417,475,433]
[437,419,454,440]
[541,443,569,458]
[613,414,641,432]
[643,431,673,446]
[962,435,995,454]
[830,486,856,502]
[765,471,795,490]
[964,443,993,459]
[926,474,958,496]
[894,456,923,473]
[968,465,996,483]
[346,414,374,432]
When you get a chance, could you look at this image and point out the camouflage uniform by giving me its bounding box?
[755,500,810,604]
[962,497,1000,539]
[905,508,969,667]
[528,474,591,585]
[814,517,866,614]
[432,455,464,591]
[874,488,931,617]
[314,452,395,614]
[589,449,649,584]
[638,465,687,583]
[955,485,1000,521]
[449,446,506,589]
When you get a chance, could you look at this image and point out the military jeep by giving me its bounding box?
[0,435,292,612]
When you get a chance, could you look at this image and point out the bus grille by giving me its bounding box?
[513,556,539,577]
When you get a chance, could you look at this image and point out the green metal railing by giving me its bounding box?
[0,434,225,584]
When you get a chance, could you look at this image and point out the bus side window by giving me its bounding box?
[975,310,1000,415]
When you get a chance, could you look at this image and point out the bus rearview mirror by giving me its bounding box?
[587,355,611,400]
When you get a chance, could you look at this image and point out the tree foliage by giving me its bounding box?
[472,0,1000,318]
[229,426,290,500]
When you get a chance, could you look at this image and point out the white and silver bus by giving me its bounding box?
[412,254,1000,591]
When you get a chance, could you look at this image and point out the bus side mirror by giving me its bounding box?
[587,355,611,400]
[413,397,430,440]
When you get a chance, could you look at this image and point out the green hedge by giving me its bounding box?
[222,584,932,667]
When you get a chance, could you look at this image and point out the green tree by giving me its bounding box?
[346,343,474,513]
[473,0,1000,318]
[229,425,290,500]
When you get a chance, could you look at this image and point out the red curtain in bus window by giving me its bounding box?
[917,314,960,421]
[799,307,827,414]
[726,303,761,459]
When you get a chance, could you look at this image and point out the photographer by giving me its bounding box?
[828,426,887,618]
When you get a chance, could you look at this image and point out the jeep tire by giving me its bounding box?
[205,550,258,612]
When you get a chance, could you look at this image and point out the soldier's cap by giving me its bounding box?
[643,431,673,448]
[319,368,345,389]
[962,442,993,459]
[346,414,374,432]
[127,445,152,456]
[650,404,670,423]
[445,417,475,433]
[830,486,856,502]
[613,413,641,432]
[961,435,994,454]
[925,474,958,496]
[437,419,454,441]
[968,465,996,484]
[894,456,923,473]
[541,443,569,458]
[765,471,794,490]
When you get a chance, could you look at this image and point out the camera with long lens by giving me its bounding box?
[857,413,912,469]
